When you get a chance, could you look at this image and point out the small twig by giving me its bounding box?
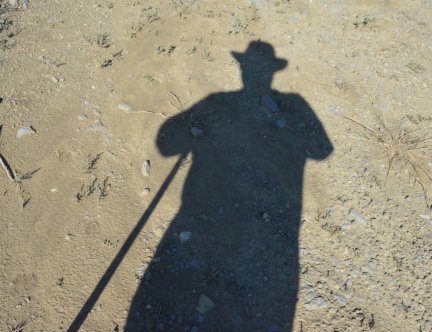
[168,90,183,111]
[11,319,27,332]
[0,153,15,182]
[340,114,376,134]
[127,109,168,117]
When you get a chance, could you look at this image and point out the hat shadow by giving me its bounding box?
[232,40,288,72]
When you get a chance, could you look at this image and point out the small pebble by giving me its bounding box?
[118,102,132,112]
[191,126,204,138]
[334,294,348,306]
[305,296,327,310]
[196,294,215,314]
[78,113,88,120]
[51,75,64,83]
[16,127,36,138]
[349,208,366,225]
[89,120,104,131]
[179,231,192,243]
[141,160,151,176]
[275,118,286,128]
[141,188,150,196]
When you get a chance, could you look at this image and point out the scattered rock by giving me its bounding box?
[8,0,18,8]
[141,160,151,176]
[349,208,366,224]
[275,118,286,128]
[334,294,348,306]
[51,75,64,83]
[260,95,280,113]
[78,113,88,120]
[16,127,36,138]
[141,187,150,196]
[191,126,204,138]
[118,102,132,112]
[89,120,104,131]
[135,263,150,280]
[342,208,367,230]
[196,294,215,314]
[305,296,327,310]
[179,231,192,243]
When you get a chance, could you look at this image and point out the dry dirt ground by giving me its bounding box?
[1,0,431,331]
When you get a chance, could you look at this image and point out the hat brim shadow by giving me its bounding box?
[231,51,288,71]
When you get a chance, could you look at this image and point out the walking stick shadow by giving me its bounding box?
[126,41,333,331]
[67,154,186,332]
[68,40,333,332]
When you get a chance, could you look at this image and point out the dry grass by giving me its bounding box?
[10,320,27,332]
[344,114,432,208]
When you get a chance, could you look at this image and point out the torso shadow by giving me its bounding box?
[126,90,333,331]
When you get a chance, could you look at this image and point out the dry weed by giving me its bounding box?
[345,114,432,208]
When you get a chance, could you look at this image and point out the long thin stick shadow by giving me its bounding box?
[68,154,186,332]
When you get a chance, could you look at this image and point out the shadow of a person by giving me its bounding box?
[126,41,333,331]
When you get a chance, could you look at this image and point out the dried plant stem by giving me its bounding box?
[128,109,168,117]
[344,114,432,208]
[0,153,15,182]
[340,114,376,134]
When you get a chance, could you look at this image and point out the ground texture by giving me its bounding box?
[0,0,431,331]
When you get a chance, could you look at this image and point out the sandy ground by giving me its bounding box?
[0,0,431,331]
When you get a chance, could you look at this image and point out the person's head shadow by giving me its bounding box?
[124,40,333,331]
[232,40,288,94]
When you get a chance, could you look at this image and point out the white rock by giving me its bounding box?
[89,120,104,131]
[305,296,327,310]
[78,113,88,120]
[16,127,36,138]
[191,126,204,138]
[141,160,151,176]
[51,75,64,83]
[118,102,132,112]
[141,187,150,196]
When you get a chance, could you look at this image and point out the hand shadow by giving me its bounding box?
[126,40,333,331]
